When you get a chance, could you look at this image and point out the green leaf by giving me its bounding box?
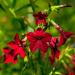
[55,71,61,75]
[51,5,59,11]
[12,18,27,31]
[56,0,60,5]
[33,0,38,3]
[12,0,17,8]
[34,4,39,8]
[0,4,6,12]
[15,4,31,12]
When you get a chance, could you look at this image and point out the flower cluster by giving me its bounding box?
[3,12,73,63]
[2,11,74,75]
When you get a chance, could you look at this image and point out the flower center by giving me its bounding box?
[37,36,43,40]
[9,50,14,55]
[39,15,44,20]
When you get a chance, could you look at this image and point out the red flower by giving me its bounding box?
[49,37,60,64]
[49,31,72,64]
[33,12,48,25]
[58,31,73,46]
[69,72,75,75]
[27,28,51,54]
[3,34,26,64]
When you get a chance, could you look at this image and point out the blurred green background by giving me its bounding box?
[0,0,75,75]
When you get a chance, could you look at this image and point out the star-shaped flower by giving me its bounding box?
[3,34,26,64]
[49,37,60,64]
[33,12,48,25]
[58,31,73,46]
[27,28,51,54]
[49,31,73,64]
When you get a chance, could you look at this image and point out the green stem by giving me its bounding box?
[29,0,36,12]
[21,63,27,75]
[50,19,64,33]
[3,0,8,6]
[9,8,17,18]
[49,67,56,75]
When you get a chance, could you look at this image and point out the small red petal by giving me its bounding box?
[4,55,13,64]
[50,37,58,48]
[49,49,60,64]
[18,47,26,58]
[30,40,48,54]
[68,72,75,75]
[41,19,47,25]
[14,33,21,45]
[49,56,55,64]
[27,32,37,43]
[14,33,19,40]
[3,47,10,54]
[55,50,60,59]
[4,53,18,64]
[58,32,73,46]
[36,19,47,25]
[36,19,41,25]
[8,41,18,50]
[12,56,18,64]
[64,32,73,38]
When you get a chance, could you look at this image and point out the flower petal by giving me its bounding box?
[58,32,73,46]
[50,37,58,48]
[55,50,60,59]
[49,56,55,64]
[27,32,37,43]
[3,47,10,54]
[30,40,48,53]
[4,55,17,64]
[33,12,48,25]
[18,47,26,58]
[14,33,21,45]
[8,41,18,50]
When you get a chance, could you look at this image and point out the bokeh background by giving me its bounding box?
[0,0,75,75]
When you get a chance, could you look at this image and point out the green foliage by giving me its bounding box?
[0,0,75,75]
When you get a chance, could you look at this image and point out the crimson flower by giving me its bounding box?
[49,37,60,64]
[49,31,73,64]
[58,31,73,46]
[33,12,48,25]
[8,34,26,58]
[3,34,26,64]
[27,28,52,54]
